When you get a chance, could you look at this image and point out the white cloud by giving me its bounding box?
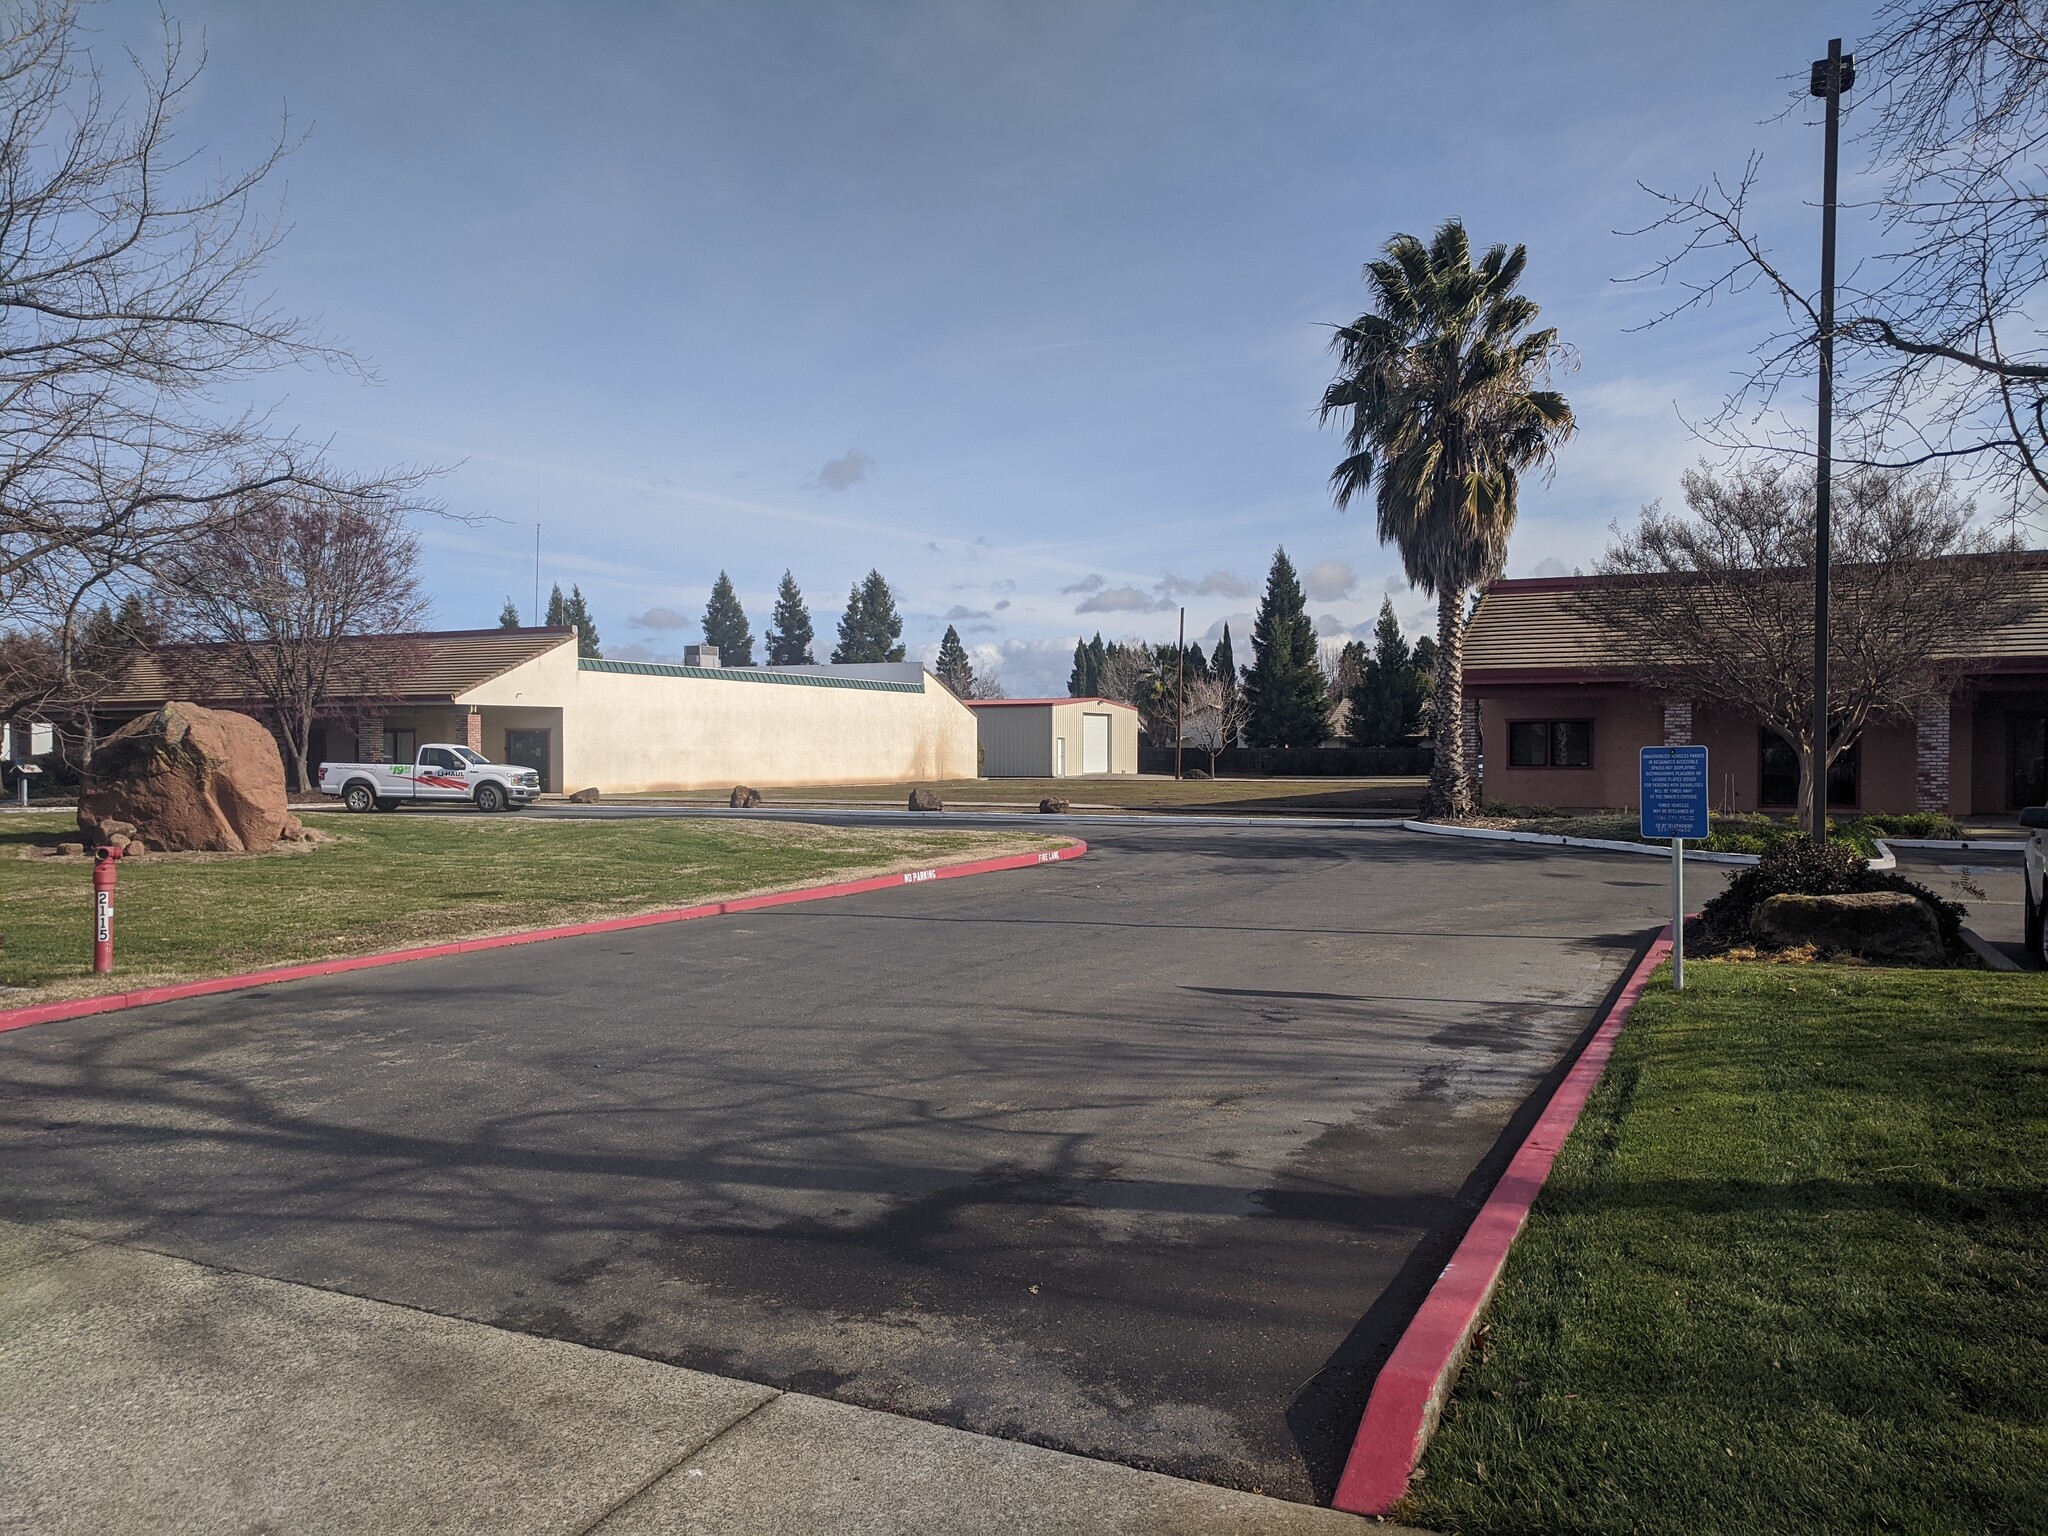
[1302,559,1358,601]
[1525,556,1573,578]
[1061,573,1107,594]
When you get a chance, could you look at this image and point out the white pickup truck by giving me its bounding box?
[318,743,541,813]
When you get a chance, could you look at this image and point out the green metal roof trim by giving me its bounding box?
[578,658,924,693]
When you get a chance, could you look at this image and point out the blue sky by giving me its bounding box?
[107,0,1879,694]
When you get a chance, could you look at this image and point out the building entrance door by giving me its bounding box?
[1082,713,1110,775]
[2011,714,2047,808]
[504,729,552,792]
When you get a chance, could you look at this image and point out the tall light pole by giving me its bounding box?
[1809,38,1855,844]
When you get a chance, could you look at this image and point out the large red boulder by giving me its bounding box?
[79,702,292,853]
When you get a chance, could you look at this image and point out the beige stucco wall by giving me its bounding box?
[459,645,978,791]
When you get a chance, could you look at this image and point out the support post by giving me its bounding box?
[1670,836,1685,991]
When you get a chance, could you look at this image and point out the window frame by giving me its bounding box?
[1505,717,1595,769]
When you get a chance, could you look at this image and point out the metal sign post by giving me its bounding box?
[1641,746,1710,989]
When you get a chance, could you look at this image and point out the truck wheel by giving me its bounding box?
[342,782,377,814]
[375,798,399,813]
[475,783,506,814]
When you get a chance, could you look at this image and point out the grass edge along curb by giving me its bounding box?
[1330,924,1673,1518]
[0,840,1088,1035]
[1402,819,1906,871]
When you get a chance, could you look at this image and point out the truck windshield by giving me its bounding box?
[453,747,488,765]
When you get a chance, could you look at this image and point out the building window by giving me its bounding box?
[1506,719,1592,768]
[1759,730,1859,809]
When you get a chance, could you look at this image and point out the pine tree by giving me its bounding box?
[1185,641,1210,682]
[545,583,568,627]
[1347,598,1424,747]
[563,584,601,658]
[1244,547,1327,747]
[934,625,976,696]
[499,598,520,628]
[832,570,905,663]
[701,571,754,665]
[1087,633,1107,692]
[1212,624,1237,692]
[765,570,815,665]
[1067,639,1090,696]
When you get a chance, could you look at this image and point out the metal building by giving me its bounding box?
[965,697,1141,777]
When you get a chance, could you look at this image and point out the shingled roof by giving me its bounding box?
[1464,561,2048,682]
[100,627,577,709]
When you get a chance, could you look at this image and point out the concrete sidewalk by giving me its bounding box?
[0,1222,1387,1535]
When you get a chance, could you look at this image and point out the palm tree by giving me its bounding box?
[1320,219,1575,817]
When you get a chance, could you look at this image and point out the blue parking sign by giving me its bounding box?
[1641,746,1709,840]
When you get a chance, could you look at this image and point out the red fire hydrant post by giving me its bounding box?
[92,845,122,973]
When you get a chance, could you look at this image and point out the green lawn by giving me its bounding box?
[1405,961,2046,1536]
[0,811,1060,1003]
[600,775,1426,814]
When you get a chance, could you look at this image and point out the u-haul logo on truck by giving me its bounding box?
[902,868,938,884]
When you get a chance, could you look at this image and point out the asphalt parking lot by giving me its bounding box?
[0,823,1683,1503]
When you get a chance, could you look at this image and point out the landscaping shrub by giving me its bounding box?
[1700,837,1967,957]
[1847,811,1967,840]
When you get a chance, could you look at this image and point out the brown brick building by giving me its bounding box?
[1459,566,2048,817]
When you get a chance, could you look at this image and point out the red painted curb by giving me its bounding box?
[0,839,1089,1036]
[1331,924,1674,1518]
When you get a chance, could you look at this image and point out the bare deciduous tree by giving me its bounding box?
[1181,674,1249,775]
[163,485,430,790]
[0,2,432,739]
[1628,1,2048,519]
[1578,462,2032,822]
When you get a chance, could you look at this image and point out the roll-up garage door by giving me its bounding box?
[1082,713,1110,775]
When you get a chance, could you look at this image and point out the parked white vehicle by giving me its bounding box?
[2023,805,2048,966]
[318,743,541,813]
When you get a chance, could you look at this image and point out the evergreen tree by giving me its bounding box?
[934,625,976,696]
[1185,641,1210,682]
[1067,632,1109,695]
[701,571,754,664]
[1346,598,1425,747]
[1212,624,1237,691]
[764,570,815,665]
[554,584,600,658]
[831,569,906,663]
[498,598,520,629]
[1243,548,1327,747]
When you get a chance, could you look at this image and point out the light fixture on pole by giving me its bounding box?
[1809,37,1855,843]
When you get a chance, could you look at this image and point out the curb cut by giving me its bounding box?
[0,840,1089,1036]
[1331,924,1673,1519]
